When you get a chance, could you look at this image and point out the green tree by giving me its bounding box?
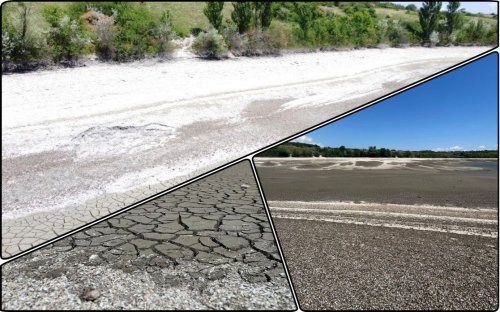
[349,11,378,45]
[445,1,462,41]
[418,1,442,43]
[204,2,224,31]
[255,2,273,29]
[232,2,253,33]
[43,6,89,61]
[2,2,40,62]
[111,5,159,60]
[292,2,319,40]
[154,11,175,55]
[405,4,417,11]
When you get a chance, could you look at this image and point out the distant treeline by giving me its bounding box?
[259,142,499,158]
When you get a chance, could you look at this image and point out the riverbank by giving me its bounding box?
[2,43,493,74]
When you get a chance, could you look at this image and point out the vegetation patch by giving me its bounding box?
[2,1,497,72]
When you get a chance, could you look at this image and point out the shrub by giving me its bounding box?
[153,11,175,57]
[111,5,159,60]
[43,6,90,62]
[190,27,204,36]
[70,3,173,61]
[311,11,378,48]
[349,11,378,46]
[389,21,410,46]
[192,28,228,59]
[222,26,248,54]
[456,19,487,44]
[81,10,116,60]
[244,29,281,55]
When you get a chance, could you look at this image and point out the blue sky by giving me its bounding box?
[293,53,498,151]
[392,2,497,14]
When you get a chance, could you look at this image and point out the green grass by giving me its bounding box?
[143,2,234,36]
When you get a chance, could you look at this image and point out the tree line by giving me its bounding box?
[195,1,497,58]
[259,142,499,158]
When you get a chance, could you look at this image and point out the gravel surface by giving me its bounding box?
[1,161,295,310]
[2,47,490,257]
[275,218,498,310]
[256,158,498,310]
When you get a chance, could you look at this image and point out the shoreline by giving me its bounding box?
[2,44,494,75]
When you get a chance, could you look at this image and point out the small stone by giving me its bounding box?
[81,289,100,301]
[241,184,250,189]
[89,254,99,263]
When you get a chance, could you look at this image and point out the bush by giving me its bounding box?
[190,27,204,36]
[456,19,487,44]
[310,11,378,48]
[111,5,159,60]
[349,11,378,46]
[222,23,283,56]
[389,22,410,46]
[2,3,42,63]
[70,3,174,61]
[81,10,116,60]
[192,28,228,59]
[43,6,90,62]
[153,11,175,57]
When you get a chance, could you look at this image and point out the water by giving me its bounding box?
[465,161,498,171]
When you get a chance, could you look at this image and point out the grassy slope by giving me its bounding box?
[143,2,234,35]
[2,2,496,40]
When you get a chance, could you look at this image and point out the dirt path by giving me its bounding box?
[1,47,490,257]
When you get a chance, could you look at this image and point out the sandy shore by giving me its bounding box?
[2,46,490,257]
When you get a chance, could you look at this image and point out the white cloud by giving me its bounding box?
[291,135,322,146]
[433,145,465,152]
[478,145,486,150]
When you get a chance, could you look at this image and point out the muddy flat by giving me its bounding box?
[255,158,498,208]
[2,47,490,257]
[255,157,498,310]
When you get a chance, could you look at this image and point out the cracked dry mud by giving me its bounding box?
[1,162,295,310]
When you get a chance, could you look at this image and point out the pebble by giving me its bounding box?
[81,289,100,301]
